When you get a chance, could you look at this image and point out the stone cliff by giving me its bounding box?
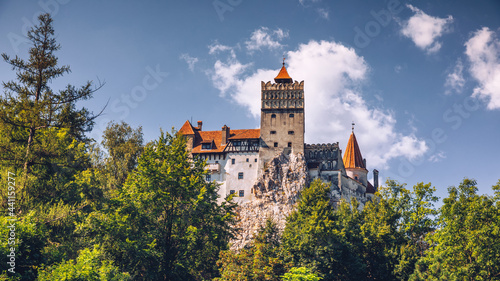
[230,152,308,250]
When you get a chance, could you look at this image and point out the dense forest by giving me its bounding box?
[1,14,499,281]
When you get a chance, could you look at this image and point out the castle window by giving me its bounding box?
[254,158,257,162]
[270,130,276,134]
[288,142,292,147]
[230,190,235,195]
[271,114,276,118]
[246,158,249,162]
[206,174,211,181]
[238,172,244,179]
[288,131,294,135]
[239,190,244,197]
[231,159,235,165]
[274,142,278,147]
[201,143,211,150]
[289,113,294,118]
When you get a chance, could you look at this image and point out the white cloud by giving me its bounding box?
[465,27,500,110]
[179,53,199,72]
[317,8,329,20]
[299,0,321,5]
[400,5,453,54]
[208,39,428,168]
[429,151,446,162]
[208,41,236,58]
[245,27,289,52]
[445,59,465,94]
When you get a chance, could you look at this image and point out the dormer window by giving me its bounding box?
[201,140,213,150]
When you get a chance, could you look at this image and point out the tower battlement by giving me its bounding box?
[261,80,304,90]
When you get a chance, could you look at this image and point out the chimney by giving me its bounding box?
[221,125,230,145]
[373,169,379,191]
[197,121,203,131]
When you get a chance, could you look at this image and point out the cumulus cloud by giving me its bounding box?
[179,53,199,72]
[400,5,453,54]
[245,27,288,52]
[445,59,465,94]
[208,37,428,168]
[465,27,500,110]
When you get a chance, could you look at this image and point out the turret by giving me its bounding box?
[342,124,368,186]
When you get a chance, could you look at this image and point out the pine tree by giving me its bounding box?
[0,13,103,208]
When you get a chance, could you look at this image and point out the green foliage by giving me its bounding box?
[281,179,365,281]
[282,267,322,281]
[78,130,237,280]
[216,219,289,280]
[411,178,500,280]
[38,246,130,281]
[101,121,144,190]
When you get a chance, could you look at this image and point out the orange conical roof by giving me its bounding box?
[343,131,366,169]
[274,59,293,83]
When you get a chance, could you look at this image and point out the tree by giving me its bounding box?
[77,130,237,280]
[282,267,322,281]
[411,179,500,280]
[0,13,102,207]
[37,246,131,281]
[101,121,144,190]
[216,219,289,281]
[281,179,365,281]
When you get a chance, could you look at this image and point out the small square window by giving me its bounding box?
[239,190,244,197]
[289,113,294,118]
[288,142,292,147]
[274,142,278,147]
[254,158,257,162]
[270,131,276,134]
[288,131,294,135]
[271,114,276,118]
[230,190,235,195]
[238,172,244,179]
[231,159,235,164]
[246,158,249,162]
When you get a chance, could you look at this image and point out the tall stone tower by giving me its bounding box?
[259,60,305,166]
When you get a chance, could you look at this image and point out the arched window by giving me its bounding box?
[271,114,276,118]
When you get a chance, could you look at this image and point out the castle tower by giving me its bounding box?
[342,128,368,186]
[259,60,305,166]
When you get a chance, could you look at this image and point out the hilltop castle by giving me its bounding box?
[179,61,378,205]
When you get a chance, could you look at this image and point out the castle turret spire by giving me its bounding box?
[343,130,365,169]
[274,58,293,83]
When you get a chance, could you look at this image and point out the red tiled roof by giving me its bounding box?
[229,129,260,140]
[182,122,260,154]
[343,132,366,169]
[178,120,195,135]
[274,63,293,83]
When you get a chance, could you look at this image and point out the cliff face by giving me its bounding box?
[230,152,308,250]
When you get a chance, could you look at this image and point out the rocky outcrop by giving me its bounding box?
[230,152,308,250]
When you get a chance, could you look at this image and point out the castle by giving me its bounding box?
[179,61,378,205]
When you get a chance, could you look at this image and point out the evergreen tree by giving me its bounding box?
[0,13,103,209]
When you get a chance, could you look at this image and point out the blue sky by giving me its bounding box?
[1,0,499,200]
